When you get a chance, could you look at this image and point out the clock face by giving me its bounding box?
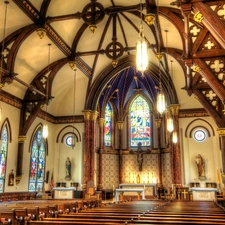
[194,130,206,142]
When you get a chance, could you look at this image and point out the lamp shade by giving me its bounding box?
[172,131,178,143]
[43,124,48,139]
[167,117,174,132]
[136,38,148,71]
[157,92,166,114]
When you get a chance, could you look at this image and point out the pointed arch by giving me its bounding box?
[129,94,151,147]
[0,119,10,192]
[104,102,113,147]
[0,118,12,143]
[28,125,46,192]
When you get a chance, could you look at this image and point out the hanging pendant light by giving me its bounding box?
[167,117,174,132]
[43,44,51,139]
[172,131,178,144]
[0,1,9,123]
[69,61,77,149]
[157,90,166,114]
[156,57,166,114]
[136,0,148,72]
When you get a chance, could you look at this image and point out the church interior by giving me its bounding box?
[1,0,225,218]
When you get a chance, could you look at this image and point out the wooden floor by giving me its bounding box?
[0,199,225,225]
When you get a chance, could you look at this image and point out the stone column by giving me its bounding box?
[155,118,162,186]
[217,128,225,184]
[169,104,181,184]
[117,121,124,184]
[82,110,91,190]
[98,118,104,190]
[90,111,98,181]
[16,136,27,184]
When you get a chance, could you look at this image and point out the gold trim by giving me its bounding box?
[16,175,22,185]
[194,11,204,23]
[217,128,225,136]
[90,111,98,121]
[18,136,27,143]
[117,121,124,130]
[193,65,201,72]
[154,118,162,128]
[98,118,105,128]
[169,104,180,116]
[82,110,91,120]
[144,13,156,25]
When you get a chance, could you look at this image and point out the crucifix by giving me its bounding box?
[129,142,151,171]
[182,189,189,200]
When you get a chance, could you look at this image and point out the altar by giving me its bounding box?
[53,187,76,199]
[115,188,145,202]
[190,187,218,201]
[119,183,157,196]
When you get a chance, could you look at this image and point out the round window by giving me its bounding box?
[65,136,73,147]
[193,129,206,142]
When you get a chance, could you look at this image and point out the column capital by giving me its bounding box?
[98,118,105,128]
[117,121,124,130]
[18,136,27,143]
[90,110,98,121]
[169,104,180,116]
[217,128,225,136]
[154,118,162,128]
[82,110,91,120]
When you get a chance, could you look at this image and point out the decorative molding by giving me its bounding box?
[18,136,27,143]
[217,128,225,136]
[117,121,124,130]
[98,118,105,128]
[194,11,204,23]
[90,111,98,121]
[154,119,162,128]
[179,108,209,118]
[82,110,91,120]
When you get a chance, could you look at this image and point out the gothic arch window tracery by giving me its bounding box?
[104,103,113,147]
[0,124,9,192]
[28,127,46,192]
[130,95,151,147]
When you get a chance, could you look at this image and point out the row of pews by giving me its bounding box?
[0,198,225,225]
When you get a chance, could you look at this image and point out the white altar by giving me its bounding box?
[115,188,145,202]
[53,187,76,199]
[119,183,157,196]
[190,187,218,201]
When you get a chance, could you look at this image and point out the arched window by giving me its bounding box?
[104,103,113,147]
[28,127,46,192]
[0,125,8,192]
[130,95,151,147]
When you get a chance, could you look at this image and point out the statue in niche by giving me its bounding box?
[65,157,71,181]
[195,154,206,179]
[129,142,151,171]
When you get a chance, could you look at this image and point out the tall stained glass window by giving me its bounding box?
[0,125,8,192]
[28,128,46,192]
[104,103,113,146]
[130,95,151,147]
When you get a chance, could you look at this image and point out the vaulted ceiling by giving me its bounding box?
[1,0,225,135]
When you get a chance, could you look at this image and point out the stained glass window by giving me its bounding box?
[28,128,46,192]
[0,125,8,192]
[104,103,113,146]
[130,95,151,147]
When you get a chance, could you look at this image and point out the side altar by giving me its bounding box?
[190,187,218,201]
